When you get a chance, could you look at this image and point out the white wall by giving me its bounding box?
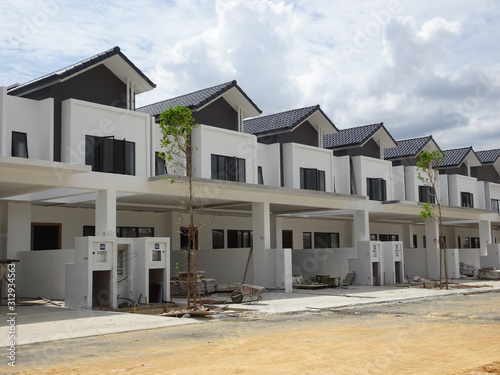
[292,248,354,282]
[403,248,427,277]
[333,155,350,194]
[392,165,405,200]
[459,248,480,269]
[480,181,500,211]
[191,125,259,183]
[0,87,54,160]
[31,205,171,249]
[282,143,335,192]
[61,99,151,176]
[256,142,280,187]
[447,174,478,208]
[17,249,75,299]
[352,156,393,200]
[171,248,253,285]
[276,216,353,249]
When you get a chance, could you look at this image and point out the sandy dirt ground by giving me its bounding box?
[3,291,500,375]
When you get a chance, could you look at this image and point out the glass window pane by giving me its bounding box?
[303,232,312,249]
[211,154,218,179]
[12,131,28,158]
[125,141,135,175]
[212,229,224,249]
[101,138,114,173]
[155,152,166,176]
[258,166,264,185]
[237,158,246,182]
[318,171,325,191]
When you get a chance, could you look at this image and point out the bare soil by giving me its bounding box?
[3,291,500,374]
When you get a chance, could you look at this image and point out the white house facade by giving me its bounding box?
[2,47,500,309]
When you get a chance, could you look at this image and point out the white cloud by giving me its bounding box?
[1,0,500,150]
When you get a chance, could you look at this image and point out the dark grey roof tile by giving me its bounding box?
[8,46,155,96]
[136,80,261,117]
[384,135,434,159]
[322,122,383,149]
[441,147,474,167]
[475,149,500,164]
[242,105,334,135]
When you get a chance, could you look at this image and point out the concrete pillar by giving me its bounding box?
[283,248,292,293]
[0,87,7,157]
[252,202,270,287]
[353,209,369,257]
[275,216,283,249]
[0,201,7,259]
[7,202,31,258]
[425,220,440,279]
[479,220,492,256]
[95,189,117,236]
[402,224,414,248]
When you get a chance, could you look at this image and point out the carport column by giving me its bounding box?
[252,202,270,287]
[6,202,31,259]
[425,220,440,279]
[275,216,283,250]
[353,209,370,257]
[95,189,117,237]
[479,220,492,256]
[402,224,415,248]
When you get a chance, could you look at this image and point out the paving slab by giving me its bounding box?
[0,304,199,347]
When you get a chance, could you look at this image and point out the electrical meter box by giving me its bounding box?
[65,236,118,310]
[348,241,383,286]
[134,237,170,304]
[381,241,404,284]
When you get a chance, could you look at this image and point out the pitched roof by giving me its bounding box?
[384,135,437,160]
[136,80,261,117]
[323,122,386,149]
[7,46,155,96]
[242,105,337,136]
[441,147,475,168]
[475,149,500,164]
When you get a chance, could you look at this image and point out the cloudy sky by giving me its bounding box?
[1,0,499,151]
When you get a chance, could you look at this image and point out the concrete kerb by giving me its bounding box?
[2,280,500,347]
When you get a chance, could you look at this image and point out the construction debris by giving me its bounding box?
[478,267,500,280]
[170,271,216,297]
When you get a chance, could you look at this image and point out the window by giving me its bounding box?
[379,234,399,242]
[257,166,264,185]
[461,192,474,208]
[282,230,293,249]
[212,229,224,249]
[155,151,167,176]
[492,199,500,213]
[227,230,252,248]
[314,232,339,249]
[31,223,61,250]
[370,234,378,241]
[85,135,135,175]
[367,178,386,201]
[83,226,154,237]
[300,168,326,191]
[12,131,28,158]
[418,185,435,203]
[180,227,198,250]
[303,232,312,249]
[470,237,480,248]
[211,154,245,182]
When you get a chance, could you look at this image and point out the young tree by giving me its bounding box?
[417,150,448,289]
[158,106,200,309]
